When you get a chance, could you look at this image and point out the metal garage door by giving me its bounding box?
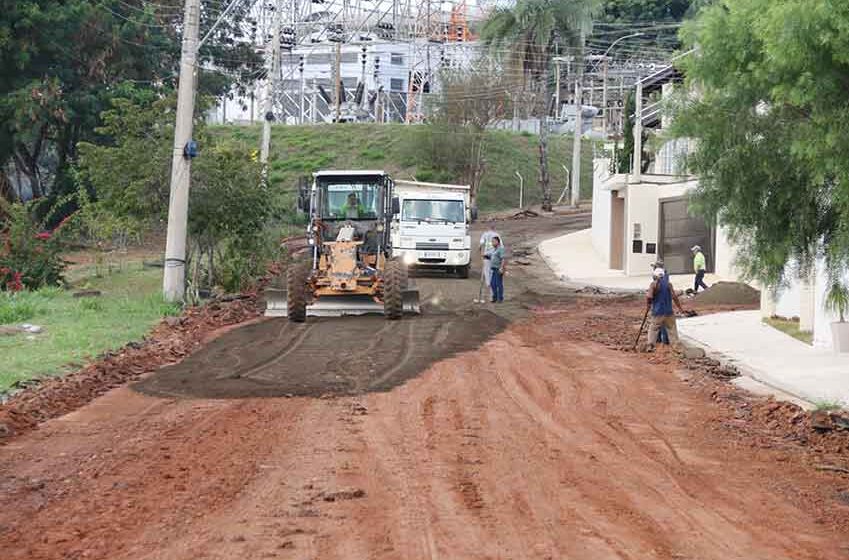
[659,198,713,275]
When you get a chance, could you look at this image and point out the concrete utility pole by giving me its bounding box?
[334,42,342,122]
[260,0,283,164]
[298,56,305,124]
[311,79,318,123]
[515,171,524,209]
[633,79,644,182]
[554,59,561,119]
[570,74,583,207]
[162,0,200,302]
[601,57,609,135]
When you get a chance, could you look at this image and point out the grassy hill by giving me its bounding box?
[209,124,596,212]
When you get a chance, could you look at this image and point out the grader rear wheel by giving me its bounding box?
[383,259,404,320]
[286,260,310,322]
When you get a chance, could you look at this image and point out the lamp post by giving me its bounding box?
[515,171,524,209]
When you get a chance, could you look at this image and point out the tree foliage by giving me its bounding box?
[481,0,599,210]
[672,0,849,284]
[75,93,278,292]
[0,0,260,205]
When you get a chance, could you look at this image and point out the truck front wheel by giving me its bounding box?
[457,264,470,279]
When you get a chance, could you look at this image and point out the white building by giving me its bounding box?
[210,39,482,125]
[590,67,739,280]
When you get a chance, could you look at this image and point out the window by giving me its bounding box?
[390,78,405,92]
[319,180,381,220]
[341,52,357,63]
[402,200,464,224]
[390,53,404,65]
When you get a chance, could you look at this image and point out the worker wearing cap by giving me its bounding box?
[646,266,687,350]
[691,245,709,293]
[650,261,669,345]
[479,226,501,287]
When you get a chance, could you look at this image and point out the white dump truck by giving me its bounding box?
[390,180,474,277]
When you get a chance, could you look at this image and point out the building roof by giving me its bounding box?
[313,170,387,177]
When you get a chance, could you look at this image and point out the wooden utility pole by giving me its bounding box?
[163,0,200,302]
[260,0,283,164]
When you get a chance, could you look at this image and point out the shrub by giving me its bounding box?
[0,201,69,291]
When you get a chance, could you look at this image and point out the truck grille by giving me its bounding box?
[415,242,449,251]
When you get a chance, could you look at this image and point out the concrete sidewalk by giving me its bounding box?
[679,310,849,407]
[539,228,724,291]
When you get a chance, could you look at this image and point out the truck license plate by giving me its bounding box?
[423,251,445,259]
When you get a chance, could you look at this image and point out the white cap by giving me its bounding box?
[691,245,702,252]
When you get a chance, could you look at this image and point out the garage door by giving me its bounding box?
[659,198,713,275]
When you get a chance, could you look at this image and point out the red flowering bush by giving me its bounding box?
[0,202,68,291]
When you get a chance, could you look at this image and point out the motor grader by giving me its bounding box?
[266,170,420,321]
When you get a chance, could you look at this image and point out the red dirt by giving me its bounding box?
[2,215,849,559]
[2,301,849,559]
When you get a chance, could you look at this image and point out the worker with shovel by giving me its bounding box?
[644,266,688,351]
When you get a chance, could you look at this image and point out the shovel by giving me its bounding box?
[633,308,650,351]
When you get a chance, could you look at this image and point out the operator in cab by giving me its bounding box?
[337,193,366,219]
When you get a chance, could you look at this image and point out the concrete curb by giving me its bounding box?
[678,334,816,411]
[536,245,644,296]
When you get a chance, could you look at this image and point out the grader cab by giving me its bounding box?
[266,170,420,321]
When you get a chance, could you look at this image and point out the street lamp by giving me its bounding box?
[591,32,645,73]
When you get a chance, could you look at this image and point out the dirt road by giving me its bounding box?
[2,214,849,559]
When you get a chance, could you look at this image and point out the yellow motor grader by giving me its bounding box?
[266,170,420,321]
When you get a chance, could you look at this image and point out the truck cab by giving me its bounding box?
[390,181,473,277]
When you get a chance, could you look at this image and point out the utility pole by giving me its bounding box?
[299,58,305,124]
[570,49,584,207]
[554,59,561,120]
[334,42,342,122]
[260,0,283,164]
[601,56,609,135]
[311,79,318,123]
[162,0,200,302]
[633,79,644,182]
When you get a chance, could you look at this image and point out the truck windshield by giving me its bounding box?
[402,199,464,223]
[319,180,380,220]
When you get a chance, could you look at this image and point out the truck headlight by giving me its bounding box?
[403,252,416,265]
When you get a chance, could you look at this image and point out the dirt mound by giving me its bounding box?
[694,281,760,305]
[134,308,509,399]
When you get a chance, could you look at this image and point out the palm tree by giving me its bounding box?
[482,0,598,211]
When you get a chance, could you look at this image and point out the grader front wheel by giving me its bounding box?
[383,259,404,320]
[286,260,310,322]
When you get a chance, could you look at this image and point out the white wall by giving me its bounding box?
[624,178,695,276]
[814,260,849,350]
[714,225,739,280]
[591,159,614,265]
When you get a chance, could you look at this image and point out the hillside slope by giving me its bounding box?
[210,124,596,212]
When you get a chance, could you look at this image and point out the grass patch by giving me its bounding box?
[208,123,598,212]
[763,316,813,345]
[0,264,180,392]
[813,400,843,412]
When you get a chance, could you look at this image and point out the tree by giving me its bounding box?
[0,0,260,206]
[430,67,510,209]
[671,0,849,285]
[600,0,695,23]
[76,93,277,292]
[481,0,599,211]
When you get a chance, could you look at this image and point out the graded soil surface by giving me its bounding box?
[3,213,849,560]
[135,309,510,398]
